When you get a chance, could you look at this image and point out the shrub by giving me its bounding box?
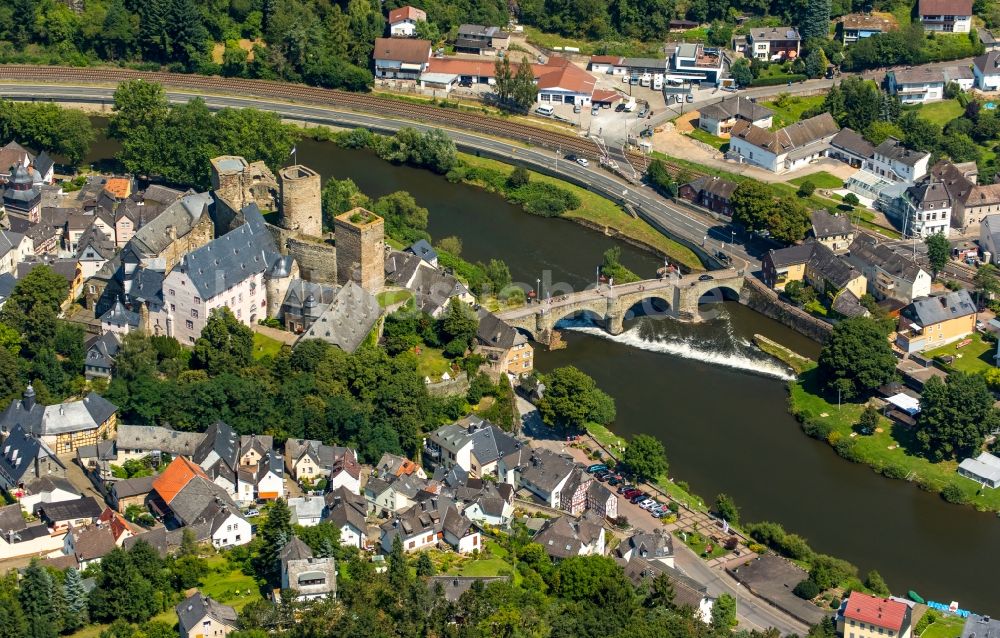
[801,417,834,440]
[942,483,969,504]
[881,463,909,480]
[834,437,862,463]
[508,182,581,217]
[916,610,941,635]
[750,74,808,87]
[797,181,816,197]
[793,579,821,600]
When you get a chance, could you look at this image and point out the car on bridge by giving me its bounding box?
[698,274,714,281]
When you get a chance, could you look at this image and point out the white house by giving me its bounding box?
[846,235,933,303]
[980,214,1000,264]
[379,497,480,554]
[288,496,325,527]
[207,506,252,549]
[670,43,725,85]
[373,37,431,80]
[888,66,973,105]
[904,177,953,238]
[728,112,840,174]
[919,0,973,33]
[743,26,801,60]
[0,230,32,276]
[974,51,1000,91]
[388,5,426,37]
[533,512,605,559]
[424,415,521,477]
[866,138,930,184]
[325,487,368,549]
[697,97,773,136]
[535,57,597,106]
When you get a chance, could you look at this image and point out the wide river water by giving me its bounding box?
[85,123,1000,614]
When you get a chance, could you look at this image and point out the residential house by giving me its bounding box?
[0,387,117,455]
[957,451,1000,488]
[280,536,336,600]
[535,57,597,106]
[63,521,121,568]
[845,235,932,303]
[837,591,912,638]
[426,576,510,602]
[896,289,977,352]
[502,448,577,509]
[669,43,725,86]
[697,97,773,137]
[557,468,593,516]
[110,475,156,513]
[887,66,973,104]
[388,5,426,37]
[36,497,103,533]
[12,476,78,516]
[176,592,238,638]
[763,241,868,315]
[84,331,121,381]
[744,26,801,60]
[918,0,973,33]
[3,164,42,220]
[961,614,1000,638]
[620,556,714,623]
[113,424,205,464]
[159,204,293,345]
[829,128,876,168]
[376,453,427,479]
[380,496,480,554]
[974,50,1000,91]
[324,486,369,548]
[926,161,977,232]
[424,415,522,477]
[0,142,32,180]
[475,310,534,380]
[287,495,325,527]
[385,250,474,317]
[0,503,64,560]
[810,210,855,254]
[0,230,32,275]
[405,238,438,266]
[373,37,431,79]
[284,439,361,492]
[459,482,515,527]
[589,55,626,74]
[99,300,140,336]
[981,214,1000,264]
[728,112,840,173]
[840,13,896,43]
[586,482,619,520]
[366,472,429,516]
[867,138,931,184]
[678,176,738,216]
[0,273,16,309]
[616,529,674,568]
[533,512,606,559]
[903,177,954,238]
[193,421,283,504]
[75,440,117,482]
[17,256,84,309]
[454,25,509,55]
[298,281,382,353]
[0,423,65,496]
[76,226,117,279]
[980,28,1000,52]
[962,182,1000,235]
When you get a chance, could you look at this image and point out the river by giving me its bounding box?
[85,122,1000,614]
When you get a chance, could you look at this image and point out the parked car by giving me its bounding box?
[615,103,627,112]
[244,508,261,518]
[591,104,600,115]
[698,274,714,281]
[576,157,590,167]
[638,498,656,509]
[619,484,636,494]
[596,472,611,482]
[587,464,608,473]
[629,492,648,504]
[638,104,649,117]
[685,94,694,102]
[573,103,582,113]
[622,488,641,498]
[716,251,732,264]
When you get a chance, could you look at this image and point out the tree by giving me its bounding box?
[730,181,774,233]
[483,259,513,294]
[259,500,294,582]
[817,318,897,399]
[899,111,941,153]
[712,593,738,629]
[645,572,675,608]
[645,159,677,198]
[864,570,890,597]
[842,192,860,208]
[785,280,817,306]
[438,300,479,357]
[730,58,753,88]
[191,308,253,376]
[62,568,89,632]
[512,59,539,111]
[916,373,999,461]
[20,562,57,638]
[494,56,513,105]
[974,263,1000,304]
[857,405,880,435]
[715,493,739,525]
[538,366,617,430]
[804,48,829,79]
[388,535,410,591]
[435,236,463,256]
[793,578,821,599]
[0,265,68,346]
[768,197,812,243]
[797,180,816,197]
[924,232,950,277]
[507,165,531,189]
[416,552,435,578]
[622,434,668,482]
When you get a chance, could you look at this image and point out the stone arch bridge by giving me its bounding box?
[496,270,746,345]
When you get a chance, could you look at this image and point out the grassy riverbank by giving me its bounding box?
[455,153,704,270]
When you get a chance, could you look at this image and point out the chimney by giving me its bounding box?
[166,225,177,242]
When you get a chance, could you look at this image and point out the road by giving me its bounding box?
[0,83,761,273]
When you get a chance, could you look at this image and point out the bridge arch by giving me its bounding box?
[549,306,609,330]
[697,282,743,304]
[619,292,674,321]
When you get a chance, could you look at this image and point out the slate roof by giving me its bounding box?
[0,424,62,484]
[517,448,578,493]
[832,288,868,317]
[685,175,738,200]
[427,576,509,602]
[810,210,853,239]
[0,230,26,259]
[431,416,522,466]
[698,96,773,123]
[279,536,314,563]
[533,512,604,559]
[874,138,929,168]
[406,239,438,264]
[35,393,117,436]
[847,235,925,282]
[85,332,121,371]
[324,486,368,532]
[0,502,25,534]
[731,112,838,154]
[176,592,237,635]
[748,26,800,41]
[288,496,325,524]
[385,250,423,287]
[175,203,282,299]
[372,37,431,64]
[476,310,527,350]
[765,243,816,268]
[129,191,211,257]
[618,529,674,561]
[36,497,103,523]
[930,160,975,204]
[193,421,240,471]
[169,475,238,526]
[123,527,169,557]
[67,523,117,562]
[974,50,1000,76]
[806,241,863,289]
[76,226,117,261]
[907,179,952,208]
[830,128,876,160]
[115,424,204,456]
[281,279,337,318]
[0,273,16,304]
[100,300,139,328]
[961,613,1000,638]
[620,556,709,608]
[299,281,381,353]
[113,474,156,499]
[902,289,976,327]
[376,453,423,478]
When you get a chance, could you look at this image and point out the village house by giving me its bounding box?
[740,26,801,60]
[840,13,897,44]
[110,474,156,513]
[0,502,64,560]
[535,57,598,107]
[810,210,854,254]
[63,522,118,568]
[557,467,593,516]
[36,496,103,533]
[887,66,974,105]
[0,386,117,455]
[668,43,725,86]
[380,495,480,554]
[406,239,438,266]
[284,438,361,492]
[278,279,337,334]
[980,214,1000,264]
[533,511,606,559]
[176,592,238,638]
[896,289,977,352]
[762,242,868,304]
[12,475,78,515]
[298,281,382,353]
[280,536,337,600]
[616,530,674,567]
[76,226,117,279]
[917,0,973,33]
[459,481,515,526]
[697,97,774,136]
[388,5,426,37]
[837,591,913,638]
[829,128,876,169]
[679,176,738,216]
[866,138,931,184]
[0,423,65,496]
[475,310,534,380]
[454,24,509,55]
[586,481,619,520]
[499,447,578,509]
[84,331,121,381]
[324,486,369,548]
[424,415,522,477]
[961,615,1000,638]
[192,421,284,504]
[974,50,1000,91]
[728,113,840,174]
[845,235,932,303]
[0,230,32,275]
[376,453,426,479]
[373,37,431,80]
[620,556,714,623]
[385,250,474,317]
[903,177,954,238]
[113,423,204,464]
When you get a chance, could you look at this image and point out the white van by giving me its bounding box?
[652,75,663,90]
[623,99,637,112]
[536,104,555,117]
[640,73,652,87]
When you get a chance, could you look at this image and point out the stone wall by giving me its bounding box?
[740,277,833,343]
[279,165,322,238]
[157,214,215,271]
[426,372,470,398]
[265,223,338,284]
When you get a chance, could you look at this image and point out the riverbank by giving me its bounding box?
[758,339,1000,514]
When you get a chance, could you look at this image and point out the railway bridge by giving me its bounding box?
[496,270,746,345]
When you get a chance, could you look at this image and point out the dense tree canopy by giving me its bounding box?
[539,366,617,430]
[817,317,896,399]
[622,433,668,482]
[916,373,1000,461]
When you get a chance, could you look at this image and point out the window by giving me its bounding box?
[194,296,201,304]
[191,309,198,318]
[169,289,175,296]
[186,320,194,330]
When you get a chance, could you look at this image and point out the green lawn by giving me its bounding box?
[252,332,285,359]
[913,99,964,127]
[683,531,729,559]
[522,26,663,58]
[687,127,728,150]
[377,289,413,308]
[789,369,1000,512]
[760,95,826,128]
[588,421,627,451]
[200,556,262,611]
[926,332,996,374]
[789,172,845,189]
[413,345,451,378]
[458,153,704,271]
[921,615,966,638]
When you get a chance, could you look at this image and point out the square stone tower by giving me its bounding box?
[279,165,322,238]
[334,208,384,293]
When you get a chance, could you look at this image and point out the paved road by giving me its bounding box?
[0,83,761,273]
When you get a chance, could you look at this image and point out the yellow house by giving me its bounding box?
[896,289,977,353]
[176,592,237,638]
[475,310,534,381]
[837,591,911,638]
[763,241,867,300]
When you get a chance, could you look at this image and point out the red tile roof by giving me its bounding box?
[843,592,908,632]
[372,37,431,64]
[590,55,623,65]
[592,89,621,103]
[535,57,596,94]
[388,5,426,23]
[426,58,511,77]
[919,0,973,15]
[152,457,208,505]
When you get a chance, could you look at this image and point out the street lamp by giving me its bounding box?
[536,278,541,303]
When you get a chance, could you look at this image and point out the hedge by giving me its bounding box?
[750,74,808,87]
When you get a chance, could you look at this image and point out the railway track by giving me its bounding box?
[0,65,700,179]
